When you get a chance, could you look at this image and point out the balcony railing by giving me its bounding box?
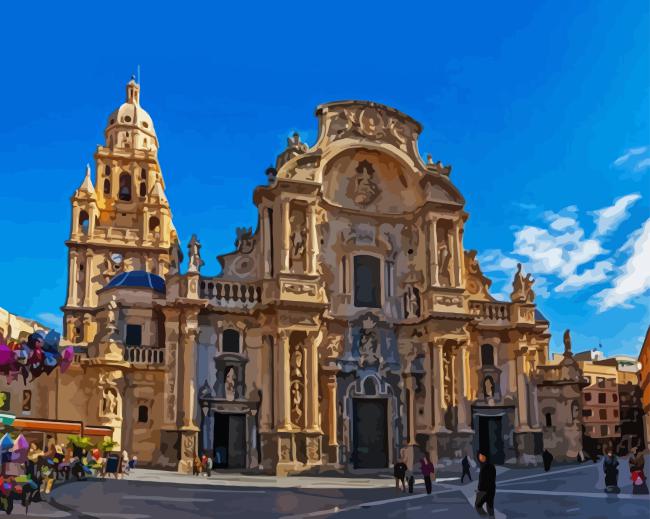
[200,279,262,307]
[469,300,510,322]
[124,346,165,365]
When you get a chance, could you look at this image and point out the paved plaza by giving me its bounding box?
[9,455,650,518]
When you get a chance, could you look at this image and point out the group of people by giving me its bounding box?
[192,454,213,477]
[393,454,437,495]
[602,446,647,494]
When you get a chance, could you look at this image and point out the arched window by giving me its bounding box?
[79,210,89,233]
[354,255,381,308]
[139,181,147,197]
[138,405,148,423]
[222,329,240,353]
[149,216,160,233]
[481,344,494,366]
[103,178,111,195]
[119,172,132,201]
[545,412,553,427]
[105,165,111,176]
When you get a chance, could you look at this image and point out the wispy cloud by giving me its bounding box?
[556,260,615,292]
[613,146,648,167]
[593,218,650,311]
[635,157,650,171]
[36,312,62,330]
[591,193,641,237]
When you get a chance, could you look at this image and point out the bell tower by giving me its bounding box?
[62,77,177,344]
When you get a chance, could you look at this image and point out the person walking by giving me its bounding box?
[406,467,415,494]
[475,451,496,518]
[206,456,213,477]
[394,459,407,492]
[461,454,472,483]
[603,450,620,493]
[629,446,648,495]
[420,454,435,495]
[542,449,554,472]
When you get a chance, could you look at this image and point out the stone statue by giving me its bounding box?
[484,377,494,398]
[290,215,307,260]
[563,329,572,355]
[225,367,236,401]
[235,227,254,254]
[438,241,452,286]
[103,388,118,416]
[510,263,526,302]
[103,296,120,341]
[291,344,304,378]
[523,273,535,303]
[352,160,380,206]
[187,234,204,273]
[405,285,420,318]
[358,328,380,367]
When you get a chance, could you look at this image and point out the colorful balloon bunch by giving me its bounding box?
[0,433,39,514]
[0,331,73,384]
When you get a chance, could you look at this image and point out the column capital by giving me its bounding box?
[425,212,439,223]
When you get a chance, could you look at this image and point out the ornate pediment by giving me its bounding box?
[464,250,493,300]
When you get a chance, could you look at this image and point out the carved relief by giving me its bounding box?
[225,367,236,401]
[442,348,453,407]
[235,227,255,254]
[358,328,380,368]
[279,437,292,462]
[464,250,493,298]
[182,434,195,459]
[350,160,380,206]
[282,282,317,297]
[435,295,463,307]
[290,342,305,428]
[306,436,320,463]
[101,387,119,417]
[324,334,343,359]
[404,285,421,319]
[437,238,453,287]
[289,210,307,266]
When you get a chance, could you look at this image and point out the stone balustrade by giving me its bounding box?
[469,300,511,322]
[200,278,262,307]
[124,345,165,365]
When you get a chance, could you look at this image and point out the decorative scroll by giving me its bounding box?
[290,342,305,428]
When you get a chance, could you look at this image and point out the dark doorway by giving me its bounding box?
[478,416,505,465]
[352,399,388,468]
[213,413,246,468]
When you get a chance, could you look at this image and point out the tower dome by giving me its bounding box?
[104,76,159,152]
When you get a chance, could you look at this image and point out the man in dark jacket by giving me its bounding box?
[394,459,408,492]
[461,455,472,483]
[475,452,496,517]
[542,449,554,472]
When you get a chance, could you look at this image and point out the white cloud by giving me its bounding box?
[479,249,519,272]
[556,260,615,292]
[613,146,648,167]
[593,218,650,311]
[591,193,641,237]
[635,158,650,171]
[36,312,62,329]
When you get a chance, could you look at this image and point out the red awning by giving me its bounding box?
[84,426,113,437]
[12,418,82,435]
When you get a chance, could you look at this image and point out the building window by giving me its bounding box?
[385,261,394,298]
[613,409,618,418]
[139,181,147,197]
[103,178,111,195]
[600,425,608,437]
[149,216,160,234]
[222,329,240,353]
[125,324,142,347]
[341,256,348,293]
[119,172,132,201]
[481,344,495,366]
[582,409,592,417]
[612,394,618,403]
[599,409,607,420]
[138,405,148,423]
[79,210,89,233]
[545,413,553,427]
[598,393,606,404]
[353,255,381,308]
[585,393,592,402]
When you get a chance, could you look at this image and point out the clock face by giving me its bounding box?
[111,253,123,265]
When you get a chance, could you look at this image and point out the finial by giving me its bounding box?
[563,329,572,356]
[131,74,136,81]
[427,154,433,164]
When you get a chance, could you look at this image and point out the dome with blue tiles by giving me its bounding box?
[103,270,166,294]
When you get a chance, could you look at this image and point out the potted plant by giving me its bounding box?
[67,435,93,458]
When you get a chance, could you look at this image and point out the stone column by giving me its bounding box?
[428,216,439,286]
[280,199,291,273]
[433,341,449,433]
[306,331,322,431]
[424,345,434,431]
[515,347,530,431]
[67,250,79,307]
[306,202,318,275]
[453,220,463,287]
[456,342,472,432]
[528,349,541,429]
[260,335,274,432]
[161,307,180,427]
[177,308,200,473]
[262,206,272,278]
[141,206,149,241]
[327,375,338,446]
[405,374,417,444]
[82,250,94,308]
[71,202,80,238]
[88,206,97,236]
[276,330,291,430]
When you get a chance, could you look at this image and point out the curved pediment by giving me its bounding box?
[322,148,426,214]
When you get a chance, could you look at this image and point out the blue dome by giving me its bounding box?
[103,270,166,294]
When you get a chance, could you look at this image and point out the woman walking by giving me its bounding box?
[420,454,435,495]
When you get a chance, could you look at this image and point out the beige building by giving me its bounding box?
[5,79,588,474]
[640,327,650,448]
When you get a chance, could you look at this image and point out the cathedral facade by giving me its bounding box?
[59,79,584,474]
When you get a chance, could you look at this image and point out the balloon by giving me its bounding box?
[60,347,74,373]
[0,344,12,366]
[0,434,14,451]
[13,434,28,452]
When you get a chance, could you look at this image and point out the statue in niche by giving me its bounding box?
[438,240,452,286]
[235,227,254,254]
[358,328,380,367]
[290,344,304,378]
[404,285,420,318]
[484,376,495,398]
[290,380,304,425]
[102,388,119,416]
[352,160,380,206]
[442,351,452,406]
[225,367,236,401]
[290,214,307,260]
[187,234,204,273]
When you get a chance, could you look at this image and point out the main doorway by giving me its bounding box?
[213,413,246,468]
[478,415,505,465]
[352,398,388,469]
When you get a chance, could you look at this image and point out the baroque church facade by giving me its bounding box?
[59,79,585,474]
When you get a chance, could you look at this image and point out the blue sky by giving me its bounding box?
[0,2,647,356]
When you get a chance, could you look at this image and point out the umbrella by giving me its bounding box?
[0,433,14,451]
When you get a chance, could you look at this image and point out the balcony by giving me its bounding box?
[200,278,262,309]
[469,300,511,323]
[124,346,165,366]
